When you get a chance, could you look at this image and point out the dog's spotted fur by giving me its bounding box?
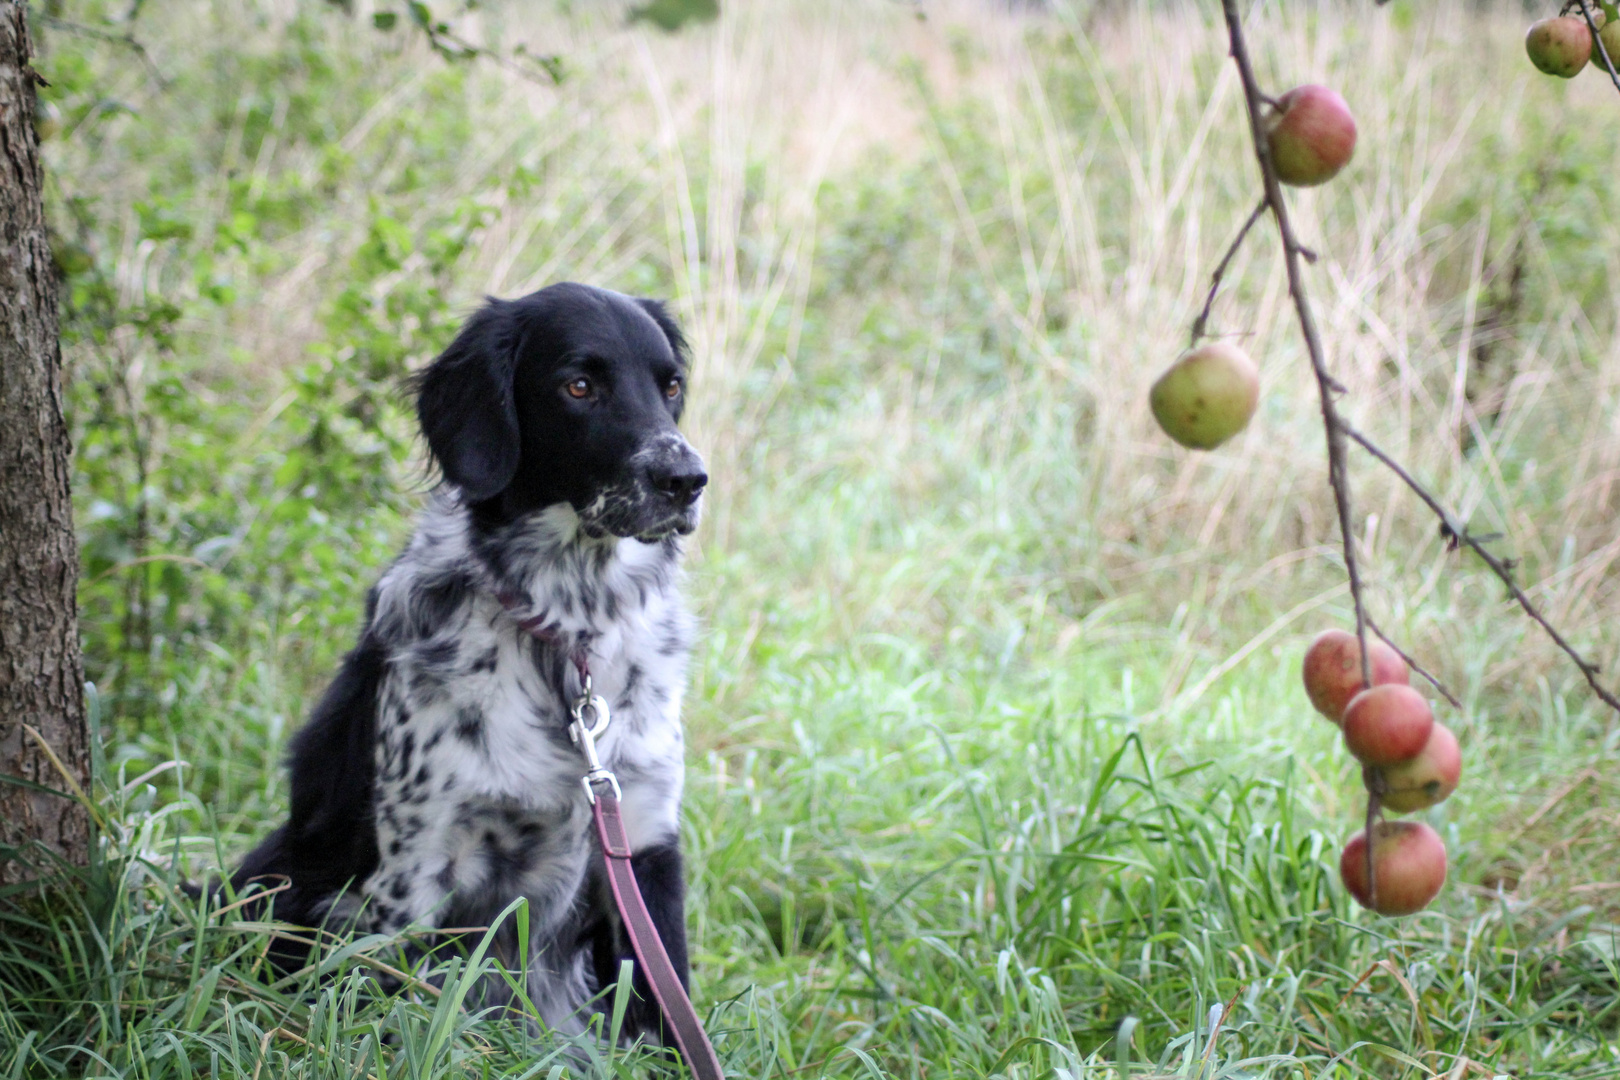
[234,283,706,1040]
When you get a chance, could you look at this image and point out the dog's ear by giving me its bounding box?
[636,298,691,419]
[415,301,521,502]
[635,298,689,361]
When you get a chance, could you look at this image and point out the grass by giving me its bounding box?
[7,0,1620,1075]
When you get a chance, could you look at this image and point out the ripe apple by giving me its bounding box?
[1149,342,1259,450]
[1301,629,1409,724]
[1526,16,1592,77]
[1265,85,1357,188]
[1375,722,1461,813]
[1341,684,1433,766]
[1340,821,1447,915]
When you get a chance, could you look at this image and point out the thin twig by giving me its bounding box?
[37,15,169,88]
[1575,0,1620,98]
[1218,0,1372,692]
[1190,197,1267,347]
[1344,423,1620,715]
[1364,617,1464,711]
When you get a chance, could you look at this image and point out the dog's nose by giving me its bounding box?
[651,458,708,505]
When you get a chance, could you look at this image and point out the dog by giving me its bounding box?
[232,282,708,1040]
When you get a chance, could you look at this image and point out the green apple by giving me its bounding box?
[1149,343,1259,450]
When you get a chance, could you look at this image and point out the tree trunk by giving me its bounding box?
[0,1,89,879]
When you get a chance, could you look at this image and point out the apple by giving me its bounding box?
[1375,722,1461,813]
[1341,684,1433,766]
[1149,343,1260,450]
[1301,629,1409,724]
[1526,16,1592,77]
[1340,821,1447,915]
[1265,85,1356,188]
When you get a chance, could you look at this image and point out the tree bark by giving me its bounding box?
[0,1,89,878]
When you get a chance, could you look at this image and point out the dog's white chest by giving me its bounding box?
[382,614,682,803]
[365,525,693,921]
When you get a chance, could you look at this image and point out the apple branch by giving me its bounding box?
[1218,0,1374,693]
[1344,423,1620,716]
[1217,0,1620,725]
[1574,0,1620,97]
[1218,0,1387,908]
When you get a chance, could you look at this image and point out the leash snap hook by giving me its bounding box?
[569,679,619,804]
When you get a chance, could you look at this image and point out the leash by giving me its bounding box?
[498,591,724,1080]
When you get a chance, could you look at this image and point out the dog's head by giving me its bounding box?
[415,283,706,541]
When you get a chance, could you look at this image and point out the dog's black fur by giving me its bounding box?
[234,282,707,1039]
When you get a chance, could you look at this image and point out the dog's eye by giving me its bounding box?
[664,377,682,400]
[565,378,592,400]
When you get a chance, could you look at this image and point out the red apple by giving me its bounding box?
[1376,723,1461,813]
[1340,821,1447,915]
[1342,684,1433,766]
[1149,342,1260,450]
[1265,85,1357,187]
[1300,629,1409,724]
[1526,16,1592,77]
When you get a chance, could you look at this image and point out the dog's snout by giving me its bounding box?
[651,461,708,504]
[649,447,708,505]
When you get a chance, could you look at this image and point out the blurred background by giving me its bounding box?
[20,0,1620,1074]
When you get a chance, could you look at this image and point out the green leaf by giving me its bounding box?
[628,0,719,33]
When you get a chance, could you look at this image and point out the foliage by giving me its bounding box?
[11,0,1620,1076]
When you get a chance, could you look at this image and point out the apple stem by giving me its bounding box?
[1575,0,1620,98]
[1218,0,1374,694]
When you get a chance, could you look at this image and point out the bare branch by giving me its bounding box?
[1190,197,1267,348]
[38,15,168,88]
[1343,423,1620,716]
[1364,617,1463,712]
[1218,0,1373,691]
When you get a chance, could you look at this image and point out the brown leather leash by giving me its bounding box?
[499,591,725,1080]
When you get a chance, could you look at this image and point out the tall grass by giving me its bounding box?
[11,0,1620,1075]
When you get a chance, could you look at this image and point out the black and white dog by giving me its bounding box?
[234,282,707,1039]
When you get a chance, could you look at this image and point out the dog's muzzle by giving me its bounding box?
[581,435,708,541]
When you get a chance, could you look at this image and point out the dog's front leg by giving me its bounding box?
[591,840,690,1044]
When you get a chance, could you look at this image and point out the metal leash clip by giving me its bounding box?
[568,673,620,804]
